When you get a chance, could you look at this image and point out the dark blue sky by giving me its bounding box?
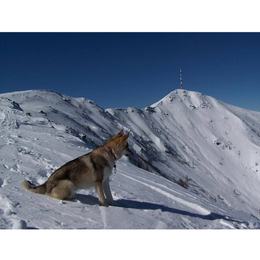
[1,33,260,111]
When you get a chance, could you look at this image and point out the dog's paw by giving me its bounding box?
[100,202,108,207]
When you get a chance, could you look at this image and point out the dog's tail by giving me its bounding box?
[21,180,46,194]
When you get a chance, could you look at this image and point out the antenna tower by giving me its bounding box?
[180,68,183,89]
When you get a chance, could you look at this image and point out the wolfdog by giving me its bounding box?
[21,130,132,206]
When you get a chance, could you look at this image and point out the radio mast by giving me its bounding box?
[180,68,183,89]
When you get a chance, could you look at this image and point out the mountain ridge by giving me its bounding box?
[1,88,260,228]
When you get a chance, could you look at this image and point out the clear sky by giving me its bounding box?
[1,33,260,111]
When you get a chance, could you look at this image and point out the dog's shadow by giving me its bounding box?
[75,194,246,225]
[75,193,100,205]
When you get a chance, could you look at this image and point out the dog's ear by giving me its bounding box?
[117,130,124,137]
[113,130,124,139]
[106,130,124,144]
[122,132,130,140]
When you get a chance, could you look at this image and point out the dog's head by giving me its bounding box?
[106,130,133,159]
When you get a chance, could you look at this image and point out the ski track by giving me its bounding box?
[119,172,211,215]
[100,207,107,228]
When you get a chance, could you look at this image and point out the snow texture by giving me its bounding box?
[1,89,260,229]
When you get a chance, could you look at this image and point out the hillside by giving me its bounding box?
[0,89,260,229]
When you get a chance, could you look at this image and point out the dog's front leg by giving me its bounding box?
[103,179,114,206]
[94,181,107,207]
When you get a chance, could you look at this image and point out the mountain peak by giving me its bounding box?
[150,89,216,112]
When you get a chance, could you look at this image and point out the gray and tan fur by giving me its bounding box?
[21,130,132,206]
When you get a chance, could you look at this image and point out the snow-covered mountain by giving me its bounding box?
[1,89,260,229]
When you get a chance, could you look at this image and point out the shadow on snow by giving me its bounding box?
[75,193,249,226]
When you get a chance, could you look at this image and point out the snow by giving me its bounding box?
[0,89,260,232]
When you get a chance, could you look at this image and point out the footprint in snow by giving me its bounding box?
[0,178,4,188]
[154,220,168,229]
[0,195,17,228]
[12,219,28,229]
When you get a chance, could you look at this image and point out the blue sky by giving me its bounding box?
[0,33,260,111]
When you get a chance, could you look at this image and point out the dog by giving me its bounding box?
[21,130,133,206]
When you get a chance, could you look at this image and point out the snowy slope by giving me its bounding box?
[0,89,260,229]
[107,89,260,218]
